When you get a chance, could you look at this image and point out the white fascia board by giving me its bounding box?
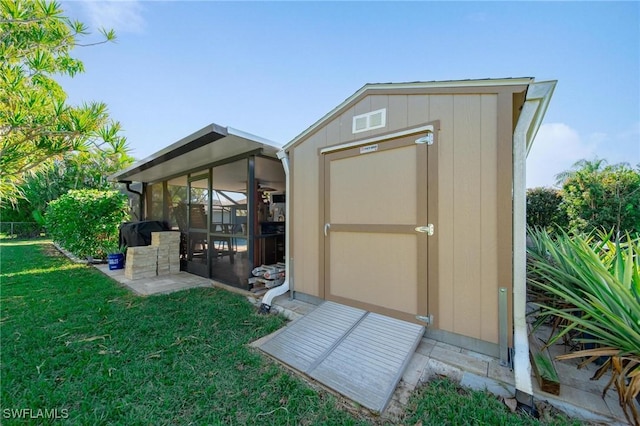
[110,123,281,183]
[512,79,557,398]
[283,78,533,151]
[227,126,282,150]
[524,81,557,155]
[363,77,534,91]
[109,122,228,181]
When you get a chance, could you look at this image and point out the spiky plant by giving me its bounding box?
[527,229,640,425]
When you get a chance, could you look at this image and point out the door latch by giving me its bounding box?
[414,224,434,236]
[323,223,331,237]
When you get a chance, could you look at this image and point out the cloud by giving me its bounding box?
[526,123,597,188]
[79,1,146,34]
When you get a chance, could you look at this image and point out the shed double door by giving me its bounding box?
[322,134,431,324]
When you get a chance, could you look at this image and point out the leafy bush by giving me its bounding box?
[557,160,640,235]
[45,189,129,258]
[527,229,640,424]
[526,187,569,232]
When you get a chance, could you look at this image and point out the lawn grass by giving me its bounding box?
[404,378,581,426]
[1,240,581,425]
[1,240,367,425]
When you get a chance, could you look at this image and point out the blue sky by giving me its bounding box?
[60,1,639,188]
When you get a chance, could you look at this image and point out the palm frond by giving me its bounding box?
[527,229,640,425]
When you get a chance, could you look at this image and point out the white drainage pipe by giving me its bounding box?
[259,149,290,314]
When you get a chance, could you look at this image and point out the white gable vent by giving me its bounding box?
[352,108,387,134]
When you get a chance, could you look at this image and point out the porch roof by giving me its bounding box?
[110,123,281,184]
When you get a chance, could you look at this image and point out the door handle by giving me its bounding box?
[324,223,331,237]
[415,224,434,236]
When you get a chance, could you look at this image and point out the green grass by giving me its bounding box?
[1,241,581,425]
[404,378,581,426]
[1,241,367,425]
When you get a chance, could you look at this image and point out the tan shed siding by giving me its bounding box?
[369,95,388,112]
[407,95,430,127]
[430,95,455,332]
[433,94,501,344]
[387,95,408,131]
[339,106,356,143]
[452,95,483,339]
[289,85,519,345]
[325,117,341,147]
[292,130,325,297]
[479,94,499,343]
[497,91,516,347]
[354,96,371,115]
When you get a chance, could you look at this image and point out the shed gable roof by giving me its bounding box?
[283,77,534,151]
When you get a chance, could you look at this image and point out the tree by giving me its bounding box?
[0,0,128,207]
[554,158,608,186]
[0,146,134,224]
[526,187,568,232]
[557,159,640,235]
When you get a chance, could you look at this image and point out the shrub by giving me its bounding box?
[526,187,568,232]
[45,189,129,258]
[527,229,640,424]
[558,160,640,235]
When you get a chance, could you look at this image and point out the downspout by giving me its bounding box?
[124,181,144,221]
[512,80,556,413]
[259,149,290,314]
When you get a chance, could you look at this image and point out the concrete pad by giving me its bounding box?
[430,345,489,376]
[487,358,514,384]
[554,360,605,395]
[93,264,212,295]
[604,393,629,423]
[434,341,463,353]
[461,349,496,363]
[460,371,515,399]
[415,338,436,357]
[533,378,614,420]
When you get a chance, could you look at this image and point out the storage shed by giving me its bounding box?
[112,77,556,405]
[278,78,556,372]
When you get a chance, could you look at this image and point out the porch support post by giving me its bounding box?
[247,156,256,270]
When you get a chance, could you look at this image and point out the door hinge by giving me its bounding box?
[416,314,433,325]
[415,133,434,145]
[414,224,434,236]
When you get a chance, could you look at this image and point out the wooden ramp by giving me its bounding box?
[259,301,424,413]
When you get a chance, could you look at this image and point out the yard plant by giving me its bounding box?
[1,240,580,425]
[0,0,128,207]
[556,159,640,236]
[45,189,128,259]
[527,229,640,425]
